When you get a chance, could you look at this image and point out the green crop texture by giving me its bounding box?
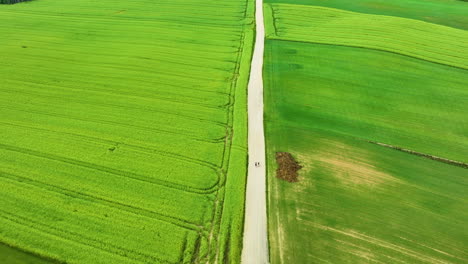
[0,0,254,263]
[265,4,468,70]
[265,0,468,30]
[264,1,468,263]
[262,40,468,163]
[265,124,468,264]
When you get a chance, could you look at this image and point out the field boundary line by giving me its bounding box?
[265,39,468,71]
[367,141,468,169]
[263,4,468,70]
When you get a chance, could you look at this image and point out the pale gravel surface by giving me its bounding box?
[241,0,269,262]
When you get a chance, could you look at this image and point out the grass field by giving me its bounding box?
[262,40,468,163]
[265,0,468,30]
[264,4,468,70]
[265,124,468,263]
[264,0,468,263]
[0,0,254,263]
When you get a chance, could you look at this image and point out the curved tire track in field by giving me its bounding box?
[0,171,203,231]
[0,106,223,144]
[241,0,269,262]
[0,143,222,194]
[0,121,222,171]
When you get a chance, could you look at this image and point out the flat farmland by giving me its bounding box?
[265,0,468,29]
[265,123,468,264]
[264,1,468,263]
[0,0,254,263]
[265,4,468,70]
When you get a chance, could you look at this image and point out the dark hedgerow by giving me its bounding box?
[0,0,30,4]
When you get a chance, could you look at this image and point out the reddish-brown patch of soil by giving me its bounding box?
[276,152,302,182]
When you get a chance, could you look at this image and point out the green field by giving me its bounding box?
[265,0,468,30]
[265,4,468,70]
[0,0,254,263]
[264,0,468,263]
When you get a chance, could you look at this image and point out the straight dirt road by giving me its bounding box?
[241,0,269,262]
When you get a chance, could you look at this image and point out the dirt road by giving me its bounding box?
[241,0,269,262]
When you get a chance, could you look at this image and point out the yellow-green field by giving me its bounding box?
[0,0,254,263]
[264,0,468,263]
[264,4,468,70]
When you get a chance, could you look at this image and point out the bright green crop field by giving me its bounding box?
[265,0,468,30]
[264,0,468,263]
[0,0,254,263]
[265,4,468,70]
